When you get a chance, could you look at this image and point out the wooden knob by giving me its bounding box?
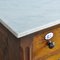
[47,41,55,49]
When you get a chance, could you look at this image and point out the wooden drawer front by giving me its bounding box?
[32,25,60,60]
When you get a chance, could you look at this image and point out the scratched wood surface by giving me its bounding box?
[32,24,60,60]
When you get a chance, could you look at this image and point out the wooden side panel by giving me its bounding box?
[0,23,20,60]
[8,32,20,60]
[0,23,33,60]
[0,23,8,60]
[32,25,60,60]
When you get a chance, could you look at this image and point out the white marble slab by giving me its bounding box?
[0,0,60,38]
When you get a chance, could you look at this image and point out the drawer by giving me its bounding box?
[32,25,60,60]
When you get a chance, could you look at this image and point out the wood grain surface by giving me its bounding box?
[32,25,60,60]
[0,23,8,60]
[0,23,60,60]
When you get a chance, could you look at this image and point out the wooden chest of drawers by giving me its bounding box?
[0,23,60,60]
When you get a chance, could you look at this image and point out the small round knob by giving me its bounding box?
[48,41,55,49]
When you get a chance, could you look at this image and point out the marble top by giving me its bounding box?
[0,0,60,38]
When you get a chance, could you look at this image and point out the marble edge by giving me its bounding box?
[0,19,60,38]
[0,19,18,37]
[17,20,60,38]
